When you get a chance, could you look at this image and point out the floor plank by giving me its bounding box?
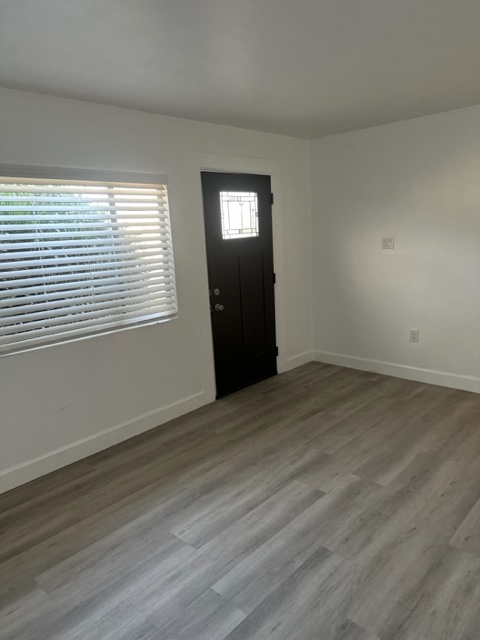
[450,497,480,558]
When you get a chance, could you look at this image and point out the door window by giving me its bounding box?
[219,191,259,239]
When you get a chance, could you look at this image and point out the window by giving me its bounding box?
[0,166,177,355]
[219,191,259,239]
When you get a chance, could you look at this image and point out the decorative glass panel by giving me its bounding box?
[219,191,259,240]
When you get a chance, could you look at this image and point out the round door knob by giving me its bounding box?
[214,303,224,311]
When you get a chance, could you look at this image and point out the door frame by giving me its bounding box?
[187,152,287,402]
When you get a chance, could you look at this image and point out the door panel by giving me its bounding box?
[202,172,277,398]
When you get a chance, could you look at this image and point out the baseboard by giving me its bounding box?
[313,350,480,394]
[0,391,209,495]
[285,350,314,371]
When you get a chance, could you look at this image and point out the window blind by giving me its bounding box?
[0,172,177,355]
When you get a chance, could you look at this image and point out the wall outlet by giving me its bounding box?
[409,329,420,343]
[382,236,394,249]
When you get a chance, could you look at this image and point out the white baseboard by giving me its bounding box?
[285,350,314,371]
[313,350,480,394]
[0,391,209,495]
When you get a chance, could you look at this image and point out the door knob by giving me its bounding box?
[214,303,224,311]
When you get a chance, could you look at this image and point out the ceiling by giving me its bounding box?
[0,0,479,138]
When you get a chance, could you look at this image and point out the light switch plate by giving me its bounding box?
[382,236,394,249]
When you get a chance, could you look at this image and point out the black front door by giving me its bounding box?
[201,172,277,398]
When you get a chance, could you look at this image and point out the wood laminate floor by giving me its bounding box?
[2,363,480,640]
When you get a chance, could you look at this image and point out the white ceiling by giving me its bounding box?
[0,0,479,138]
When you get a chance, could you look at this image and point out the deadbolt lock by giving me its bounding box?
[213,288,220,296]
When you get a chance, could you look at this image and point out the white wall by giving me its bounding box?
[0,88,312,492]
[311,105,480,392]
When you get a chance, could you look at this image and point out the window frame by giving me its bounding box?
[0,165,178,357]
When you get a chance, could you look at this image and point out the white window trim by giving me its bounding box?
[0,165,168,186]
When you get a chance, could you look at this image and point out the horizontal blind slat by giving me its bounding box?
[1,248,174,270]
[0,204,166,212]
[2,240,171,260]
[0,185,167,194]
[0,308,177,352]
[0,271,174,296]
[0,193,165,201]
[0,225,171,237]
[1,259,175,281]
[2,282,176,303]
[2,288,176,312]
[1,294,177,332]
[1,289,177,324]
